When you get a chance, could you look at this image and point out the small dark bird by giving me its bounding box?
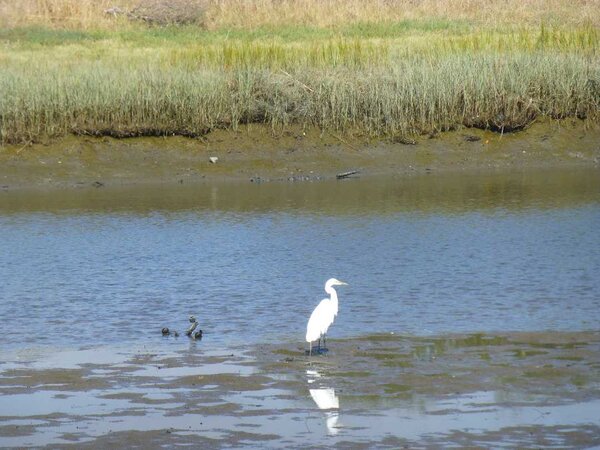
[192,328,203,340]
[161,327,170,336]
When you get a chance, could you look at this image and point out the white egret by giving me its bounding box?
[306,278,348,355]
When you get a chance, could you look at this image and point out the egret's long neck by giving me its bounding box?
[326,285,339,316]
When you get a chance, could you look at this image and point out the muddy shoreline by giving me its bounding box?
[1,120,599,191]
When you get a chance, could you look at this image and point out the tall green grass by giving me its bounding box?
[1,24,598,144]
[2,53,597,143]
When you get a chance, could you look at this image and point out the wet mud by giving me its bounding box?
[1,331,599,448]
[0,119,599,191]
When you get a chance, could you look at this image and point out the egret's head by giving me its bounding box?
[327,278,348,287]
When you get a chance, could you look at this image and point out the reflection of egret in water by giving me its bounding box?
[309,387,339,409]
[307,370,340,435]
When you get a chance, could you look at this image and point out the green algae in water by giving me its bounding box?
[523,367,566,379]
[513,349,549,358]
[555,356,585,362]
[382,360,413,368]
[383,383,412,394]
[331,371,372,378]
[354,351,410,360]
[450,334,510,347]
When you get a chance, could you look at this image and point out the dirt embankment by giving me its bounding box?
[0,120,598,191]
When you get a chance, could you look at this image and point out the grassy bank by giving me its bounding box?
[0,1,599,145]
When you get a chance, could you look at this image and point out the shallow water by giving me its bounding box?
[1,168,600,447]
[1,332,599,448]
[1,169,599,354]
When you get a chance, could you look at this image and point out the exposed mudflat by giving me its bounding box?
[1,332,599,448]
[1,120,598,190]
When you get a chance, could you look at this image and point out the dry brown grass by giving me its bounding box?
[204,0,600,29]
[1,0,598,30]
[0,0,136,29]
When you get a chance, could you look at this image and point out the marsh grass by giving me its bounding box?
[2,50,598,144]
[0,1,598,144]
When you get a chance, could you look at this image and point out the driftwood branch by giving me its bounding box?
[336,170,360,179]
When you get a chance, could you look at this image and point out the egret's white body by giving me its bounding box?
[306,278,347,354]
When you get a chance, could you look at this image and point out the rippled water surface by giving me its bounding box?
[2,169,599,356]
[1,168,600,448]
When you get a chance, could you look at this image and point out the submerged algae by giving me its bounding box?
[1,331,599,447]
